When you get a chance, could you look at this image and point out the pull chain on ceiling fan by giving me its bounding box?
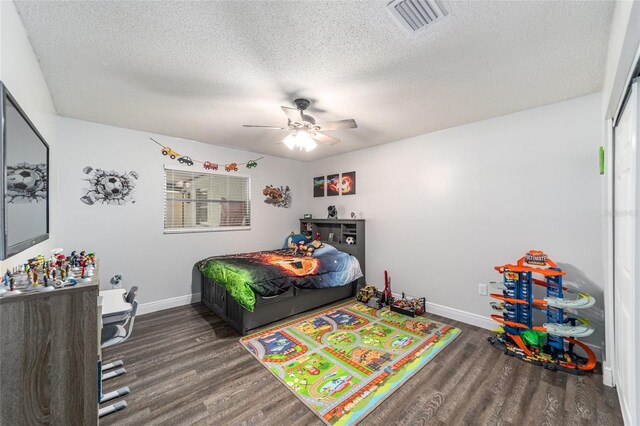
[243,98,357,151]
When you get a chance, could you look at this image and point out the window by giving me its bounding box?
[164,167,251,233]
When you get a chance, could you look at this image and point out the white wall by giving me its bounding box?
[55,117,308,308]
[0,1,58,271]
[306,93,605,351]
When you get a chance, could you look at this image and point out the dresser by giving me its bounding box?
[0,281,99,425]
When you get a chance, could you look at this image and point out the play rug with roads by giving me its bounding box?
[240,300,462,425]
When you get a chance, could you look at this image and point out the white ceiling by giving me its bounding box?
[14,1,613,161]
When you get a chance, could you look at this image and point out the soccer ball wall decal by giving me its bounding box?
[81,166,139,205]
[345,236,355,245]
[6,163,47,203]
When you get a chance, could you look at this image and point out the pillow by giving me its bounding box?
[311,243,339,257]
[283,233,311,249]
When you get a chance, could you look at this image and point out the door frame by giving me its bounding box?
[603,4,640,392]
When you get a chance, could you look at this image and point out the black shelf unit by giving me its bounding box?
[299,218,365,289]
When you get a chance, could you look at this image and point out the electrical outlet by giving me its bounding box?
[478,283,488,296]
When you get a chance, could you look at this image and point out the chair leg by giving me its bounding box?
[99,400,128,418]
[102,360,124,372]
[102,367,126,381]
[100,386,130,404]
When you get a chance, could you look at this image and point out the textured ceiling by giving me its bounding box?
[14,1,613,161]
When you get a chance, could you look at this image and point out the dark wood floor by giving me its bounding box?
[101,302,623,426]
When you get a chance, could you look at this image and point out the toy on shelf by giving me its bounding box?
[487,250,597,375]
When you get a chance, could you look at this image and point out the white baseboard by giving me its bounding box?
[425,301,496,331]
[602,363,614,387]
[425,301,605,362]
[137,292,201,316]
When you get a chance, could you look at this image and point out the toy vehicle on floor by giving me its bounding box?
[487,250,597,375]
[390,293,425,317]
[356,286,377,303]
[203,161,218,170]
[225,162,238,172]
[178,156,194,166]
[161,147,180,159]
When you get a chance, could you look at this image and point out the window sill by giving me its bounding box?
[163,226,251,234]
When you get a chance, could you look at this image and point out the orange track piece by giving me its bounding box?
[495,264,565,276]
[490,314,528,329]
[507,333,534,357]
[565,337,597,371]
[490,293,548,308]
[490,293,529,304]
[532,277,568,291]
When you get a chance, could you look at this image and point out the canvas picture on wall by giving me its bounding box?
[313,176,325,197]
[341,171,356,195]
[327,174,340,196]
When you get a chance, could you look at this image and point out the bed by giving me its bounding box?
[197,244,364,335]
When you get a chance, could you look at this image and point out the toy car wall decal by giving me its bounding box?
[177,156,194,166]
[161,147,180,159]
[149,137,263,171]
[263,184,292,208]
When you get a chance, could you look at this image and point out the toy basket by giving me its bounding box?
[389,294,426,317]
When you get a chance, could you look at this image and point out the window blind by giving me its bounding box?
[164,168,251,233]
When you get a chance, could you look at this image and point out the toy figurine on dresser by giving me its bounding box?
[0,248,97,296]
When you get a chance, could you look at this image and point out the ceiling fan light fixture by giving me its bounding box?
[283,133,297,150]
[243,98,356,150]
[284,131,317,152]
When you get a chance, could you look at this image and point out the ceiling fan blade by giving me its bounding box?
[243,125,287,130]
[312,132,341,145]
[317,119,358,131]
[281,106,303,123]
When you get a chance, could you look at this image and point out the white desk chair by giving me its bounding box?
[99,286,138,418]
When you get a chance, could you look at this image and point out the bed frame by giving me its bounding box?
[201,277,357,335]
[200,218,366,335]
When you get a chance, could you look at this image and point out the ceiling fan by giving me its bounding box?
[243,98,357,152]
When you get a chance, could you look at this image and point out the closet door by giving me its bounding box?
[613,79,639,425]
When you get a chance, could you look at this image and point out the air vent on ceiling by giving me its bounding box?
[387,0,448,33]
